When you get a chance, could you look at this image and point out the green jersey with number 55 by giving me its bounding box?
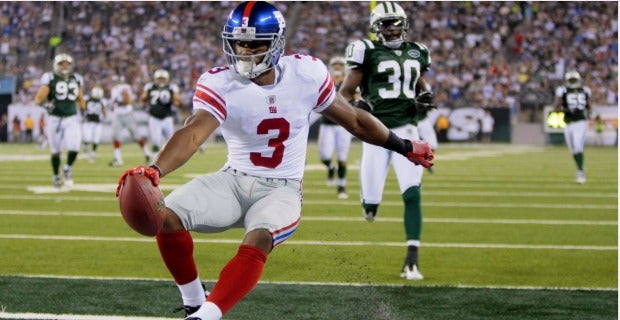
[555,86,591,123]
[40,72,84,117]
[345,39,430,128]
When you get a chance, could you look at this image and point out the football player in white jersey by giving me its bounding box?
[82,86,107,163]
[317,56,356,199]
[554,70,592,184]
[115,2,433,320]
[108,75,151,166]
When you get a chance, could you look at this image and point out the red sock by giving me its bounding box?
[113,140,121,148]
[207,245,267,314]
[138,138,145,148]
[156,230,198,285]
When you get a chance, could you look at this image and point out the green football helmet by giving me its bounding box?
[370,2,409,49]
[53,53,73,77]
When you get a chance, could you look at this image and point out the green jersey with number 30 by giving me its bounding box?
[345,39,431,128]
[40,72,84,117]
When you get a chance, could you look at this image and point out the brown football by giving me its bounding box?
[118,174,165,236]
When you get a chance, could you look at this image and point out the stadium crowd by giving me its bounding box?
[1,1,617,116]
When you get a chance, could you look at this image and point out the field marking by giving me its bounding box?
[0,194,616,210]
[0,234,616,250]
[305,189,618,198]
[5,274,618,292]
[1,209,616,226]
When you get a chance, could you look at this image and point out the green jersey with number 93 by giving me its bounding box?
[345,39,430,128]
[40,72,84,117]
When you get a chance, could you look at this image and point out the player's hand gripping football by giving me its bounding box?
[116,165,161,197]
[406,140,434,168]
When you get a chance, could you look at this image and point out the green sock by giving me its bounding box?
[573,153,584,171]
[403,186,422,240]
[67,151,78,166]
[51,154,61,175]
[337,163,347,179]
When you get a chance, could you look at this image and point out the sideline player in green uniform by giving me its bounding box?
[554,70,591,184]
[340,1,435,280]
[35,53,85,189]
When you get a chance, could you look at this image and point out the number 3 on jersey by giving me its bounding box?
[250,118,290,168]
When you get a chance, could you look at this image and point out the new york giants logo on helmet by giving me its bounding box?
[222,1,286,79]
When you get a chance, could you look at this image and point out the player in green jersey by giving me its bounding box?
[34,53,86,189]
[554,70,592,184]
[340,1,435,280]
[140,69,181,155]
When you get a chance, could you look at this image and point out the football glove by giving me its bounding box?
[406,91,436,117]
[406,140,434,168]
[415,91,436,109]
[115,165,161,197]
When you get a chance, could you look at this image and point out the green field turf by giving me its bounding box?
[0,142,617,319]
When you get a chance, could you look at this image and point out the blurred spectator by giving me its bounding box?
[481,109,495,143]
[24,113,33,142]
[0,114,7,142]
[0,1,616,118]
[11,115,20,142]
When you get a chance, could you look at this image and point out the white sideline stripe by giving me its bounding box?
[0,234,616,250]
[1,210,616,226]
[303,216,618,226]
[6,274,619,292]
[0,313,177,320]
[0,195,616,210]
[304,188,619,198]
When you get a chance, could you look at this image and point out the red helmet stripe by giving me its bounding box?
[242,1,256,27]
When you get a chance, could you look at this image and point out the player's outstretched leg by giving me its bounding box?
[156,230,206,316]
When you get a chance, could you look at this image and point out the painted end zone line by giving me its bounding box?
[0,313,178,320]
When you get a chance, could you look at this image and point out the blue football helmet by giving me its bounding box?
[222,1,286,78]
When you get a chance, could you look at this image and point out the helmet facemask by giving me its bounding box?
[154,69,170,88]
[222,32,285,79]
[369,2,409,49]
[565,71,582,89]
[221,1,286,79]
[90,87,104,99]
[53,54,73,77]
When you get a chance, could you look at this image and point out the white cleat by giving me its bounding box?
[400,264,424,280]
[337,186,348,199]
[63,168,73,188]
[363,209,376,223]
[576,171,586,184]
[109,159,124,167]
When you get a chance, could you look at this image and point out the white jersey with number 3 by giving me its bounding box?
[193,55,336,179]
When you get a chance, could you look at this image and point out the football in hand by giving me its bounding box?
[118,174,165,236]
